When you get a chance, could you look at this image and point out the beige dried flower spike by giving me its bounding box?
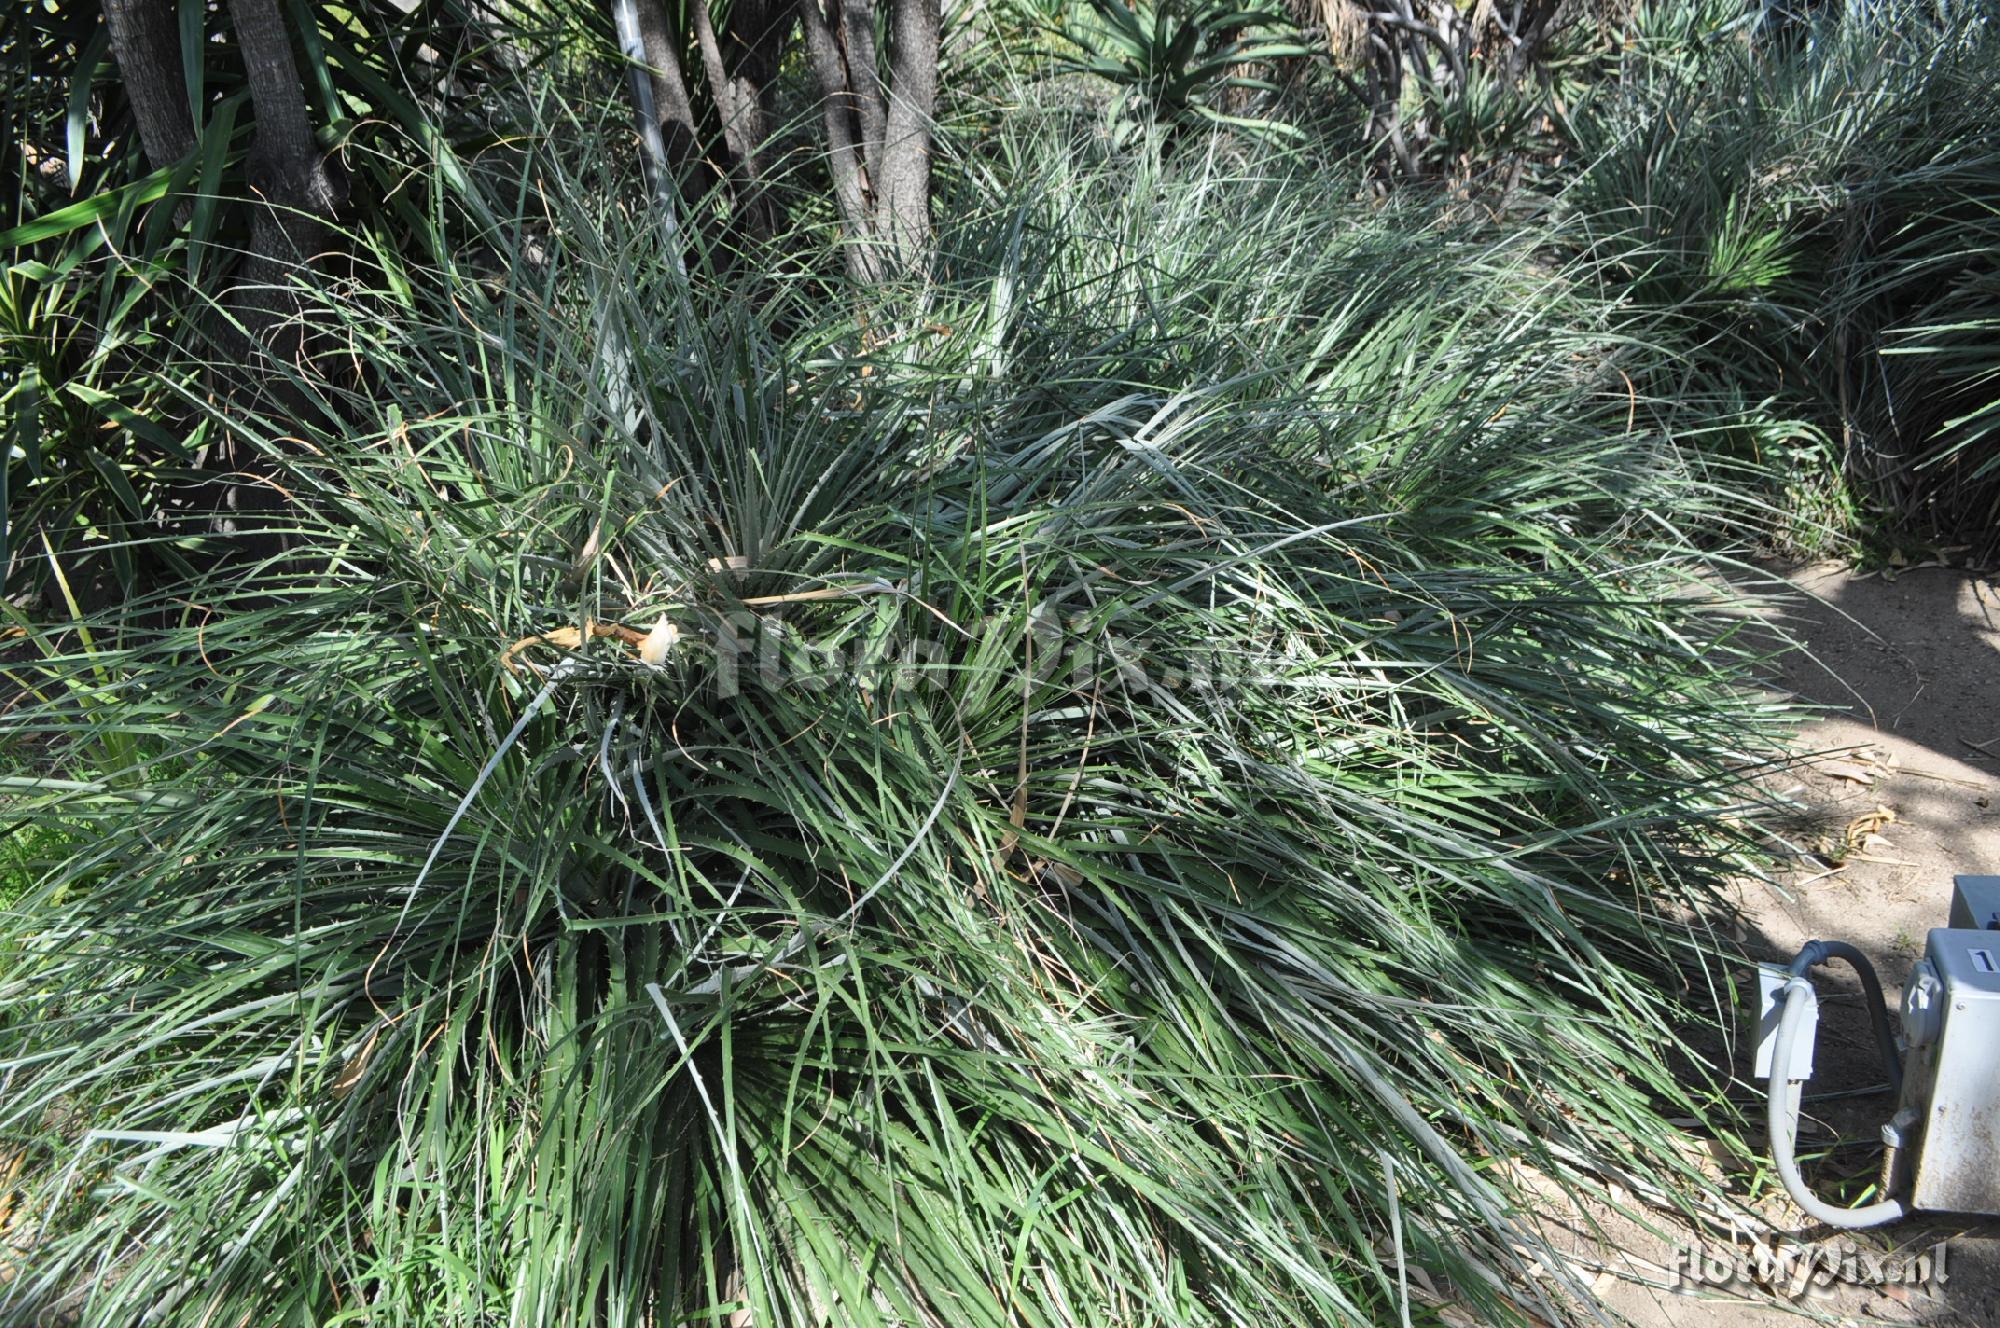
[636,619,680,665]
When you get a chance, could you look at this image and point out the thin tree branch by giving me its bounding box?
[611,0,689,266]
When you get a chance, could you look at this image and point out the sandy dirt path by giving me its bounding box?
[1551,562,2000,1327]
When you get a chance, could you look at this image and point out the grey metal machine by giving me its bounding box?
[1753,875,2000,1227]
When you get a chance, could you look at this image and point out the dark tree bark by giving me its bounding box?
[224,0,345,344]
[706,0,794,238]
[631,0,719,210]
[689,0,758,224]
[616,0,699,260]
[799,0,939,283]
[103,0,341,342]
[101,0,196,173]
[878,0,937,264]
[99,0,341,550]
[799,1,874,266]
[624,0,793,246]
[212,0,346,555]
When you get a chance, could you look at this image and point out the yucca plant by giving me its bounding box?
[0,86,1800,1325]
[1058,0,1313,140]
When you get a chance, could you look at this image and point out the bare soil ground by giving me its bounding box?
[1536,562,2000,1327]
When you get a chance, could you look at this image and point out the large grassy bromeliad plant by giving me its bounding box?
[0,102,1793,1325]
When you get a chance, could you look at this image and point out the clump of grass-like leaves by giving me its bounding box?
[0,120,1789,1327]
[1567,1,2000,554]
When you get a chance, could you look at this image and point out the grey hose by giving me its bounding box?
[1767,940,1908,1229]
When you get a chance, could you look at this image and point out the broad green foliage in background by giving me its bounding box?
[1057,0,1311,141]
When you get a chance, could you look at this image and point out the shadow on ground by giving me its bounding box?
[1554,561,2000,1328]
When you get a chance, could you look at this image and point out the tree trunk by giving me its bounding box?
[100,0,340,551]
[688,0,760,235]
[224,0,345,346]
[878,0,937,266]
[630,0,719,210]
[800,0,939,283]
[624,0,793,248]
[101,0,196,173]
[102,0,340,333]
